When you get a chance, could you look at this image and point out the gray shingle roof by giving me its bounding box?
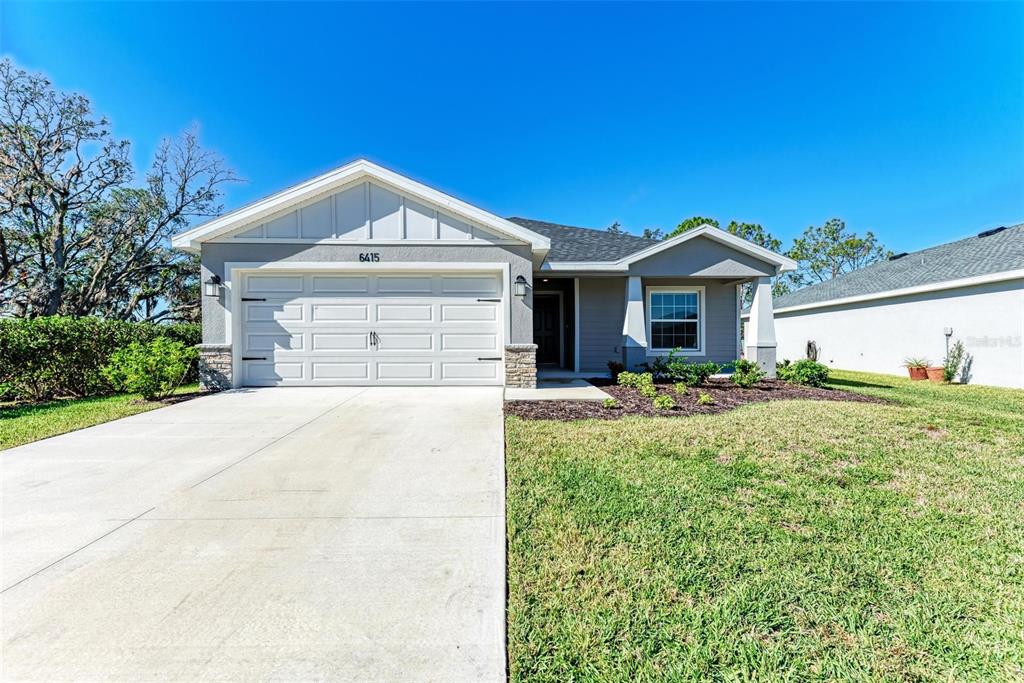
[507,217,658,262]
[774,223,1024,309]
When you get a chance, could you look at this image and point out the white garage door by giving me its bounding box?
[238,271,504,386]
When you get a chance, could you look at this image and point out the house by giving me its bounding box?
[756,224,1024,388]
[171,160,796,389]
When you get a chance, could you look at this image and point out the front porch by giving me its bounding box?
[526,274,778,379]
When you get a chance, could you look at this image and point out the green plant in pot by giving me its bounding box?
[902,357,930,381]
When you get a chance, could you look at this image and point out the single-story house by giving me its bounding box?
[171,160,795,389]
[747,223,1023,388]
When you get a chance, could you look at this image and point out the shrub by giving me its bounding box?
[602,398,619,409]
[639,383,658,398]
[607,361,625,381]
[0,316,202,402]
[943,341,965,382]
[103,337,198,401]
[618,371,653,390]
[674,382,688,395]
[652,394,675,411]
[696,391,715,406]
[731,358,766,388]
[673,360,722,387]
[777,359,830,387]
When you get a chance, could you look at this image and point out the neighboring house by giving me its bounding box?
[171,160,795,389]
[748,224,1023,388]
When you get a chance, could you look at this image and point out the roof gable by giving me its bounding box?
[171,160,551,252]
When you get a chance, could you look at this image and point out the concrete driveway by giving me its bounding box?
[1,387,505,681]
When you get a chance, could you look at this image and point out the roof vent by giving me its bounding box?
[889,252,908,260]
[978,226,1007,238]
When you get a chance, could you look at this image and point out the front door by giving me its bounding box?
[533,294,561,365]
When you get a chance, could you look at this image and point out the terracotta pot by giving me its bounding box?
[907,366,928,380]
[926,366,945,382]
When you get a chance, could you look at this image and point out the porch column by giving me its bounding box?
[745,276,777,377]
[622,276,647,370]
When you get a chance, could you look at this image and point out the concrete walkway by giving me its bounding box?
[1,387,505,681]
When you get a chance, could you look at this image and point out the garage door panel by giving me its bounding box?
[240,272,503,386]
[312,333,369,351]
[246,333,303,352]
[245,302,304,323]
[246,275,304,293]
[311,362,369,380]
[376,304,433,322]
[312,303,369,322]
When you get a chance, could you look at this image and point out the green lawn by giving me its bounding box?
[506,370,1024,682]
[0,385,201,451]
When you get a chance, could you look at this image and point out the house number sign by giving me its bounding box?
[358,252,381,262]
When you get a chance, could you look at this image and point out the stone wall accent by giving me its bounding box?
[504,344,537,389]
[197,344,232,391]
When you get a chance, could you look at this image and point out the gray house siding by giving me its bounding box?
[627,236,776,278]
[200,242,534,345]
[578,277,626,372]
[575,276,739,372]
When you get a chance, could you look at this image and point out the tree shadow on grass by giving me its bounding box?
[828,377,898,390]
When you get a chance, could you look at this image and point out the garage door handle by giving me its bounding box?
[241,297,266,302]
[476,298,500,302]
[242,356,267,361]
[477,357,501,361]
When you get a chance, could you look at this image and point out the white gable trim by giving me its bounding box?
[743,268,1024,317]
[541,224,797,272]
[171,159,550,253]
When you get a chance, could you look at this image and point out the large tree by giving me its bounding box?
[0,59,236,321]
[785,218,890,288]
[665,215,719,239]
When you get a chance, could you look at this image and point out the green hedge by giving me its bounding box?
[0,316,201,402]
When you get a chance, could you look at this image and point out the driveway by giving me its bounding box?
[1,387,505,681]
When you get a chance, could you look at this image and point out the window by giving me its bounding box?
[648,288,702,352]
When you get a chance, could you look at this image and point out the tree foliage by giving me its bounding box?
[785,218,890,288]
[0,58,237,321]
[666,215,719,239]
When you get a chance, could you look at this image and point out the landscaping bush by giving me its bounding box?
[0,316,201,402]
[606,360,625,381]
[649,348,721,386]
[103,338,198,401]
[777,358,830,387]
[731,358,766,388]
[696,390,715,405]
[652,394,675,411]
[602,398,619,410]
[617,371,653,390]
[943,340,966,382]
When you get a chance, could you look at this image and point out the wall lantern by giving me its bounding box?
[204,274,222,297]
[513,275,528,297]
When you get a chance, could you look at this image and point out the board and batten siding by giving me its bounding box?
[576,277,740,372]
[578,278,626,372]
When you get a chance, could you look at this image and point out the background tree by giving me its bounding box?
[785,218,890,288]
[665,215,719,239]
[0,59,236,322]
[606,221,625,235]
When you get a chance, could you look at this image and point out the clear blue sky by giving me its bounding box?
[3,2,1022,252]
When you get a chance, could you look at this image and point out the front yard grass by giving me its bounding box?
[506,370,1024,681]
[0,384,200,450]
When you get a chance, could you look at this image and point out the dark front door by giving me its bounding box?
[533,294,561,365]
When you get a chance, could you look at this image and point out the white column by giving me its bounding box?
[622,276,647,369]
[745,276,777,377]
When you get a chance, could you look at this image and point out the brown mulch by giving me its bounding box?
[130,390,208,406]
[504,377,886,421]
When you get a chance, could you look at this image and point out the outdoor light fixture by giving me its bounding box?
[514,275,528,297]
[204,274,222,297]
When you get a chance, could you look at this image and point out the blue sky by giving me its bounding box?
[3,2,1022,252]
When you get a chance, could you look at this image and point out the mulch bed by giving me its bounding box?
[505,377,885,421]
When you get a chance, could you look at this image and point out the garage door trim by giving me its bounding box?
[223,261,512,388]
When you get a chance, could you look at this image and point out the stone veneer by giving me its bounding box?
[504,343,537,389]
[197,344,232,391]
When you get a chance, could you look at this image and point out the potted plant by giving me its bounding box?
[902,357,929,380]
[926,365,945,382]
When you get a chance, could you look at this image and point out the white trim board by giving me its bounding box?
[172,159,551,253]
[742,269,1024,317]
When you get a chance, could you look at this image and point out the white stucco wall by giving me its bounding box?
[772,279,1024,389]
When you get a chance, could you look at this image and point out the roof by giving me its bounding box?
[171,159,551,253]
[507,217,659,261]
[772,223,1024,311]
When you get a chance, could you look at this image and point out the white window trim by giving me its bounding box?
[646,285,706,357]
